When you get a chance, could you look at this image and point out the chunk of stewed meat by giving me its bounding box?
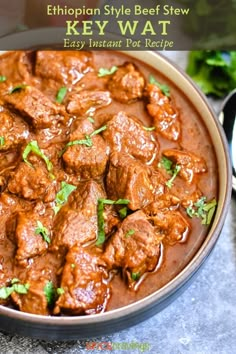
[62,119,108,179]
[147,209,190,245]
[62,135,108,180]
[35,51,93,84]
[103,111,158,164]
[107,62,145,103]
[52,181,104,251]
[103,211,160,286]
[4,86,67,129]
[0,110,29,151]
[66,90,111,116]
[8,161,58,202]
[54,247,109,315]
[9,209,52,266]
[11,268,53,315]
[106,153,154,211]
[163,149,207,183]
[145,84,180,141]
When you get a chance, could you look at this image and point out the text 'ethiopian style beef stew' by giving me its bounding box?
[0,51,217,316]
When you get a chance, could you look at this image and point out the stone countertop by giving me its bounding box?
[0,52,235,354]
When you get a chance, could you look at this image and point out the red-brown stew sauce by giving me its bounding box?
[0,51,217,315]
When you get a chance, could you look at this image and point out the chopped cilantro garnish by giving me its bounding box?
[186,197,217,225]
[60,125,107,156]
[44,281,56,306]
[88,117,95,123]
[143,126,156,131]
[0,281,29,299]
[96,198,130,246]
[0,136,5,146]
[0,76,6,82]
[125,229,135,238]
[158,156,181,188]
[149,75,170,97]
[56,87,67,104]
[119,206,128,219]
[10,84,28,94]
[35,221,50,244]
[98,66,118,77]
[57,287,65,296]
[131,272,141,281]
[22,141,53,174]
[53,181,76,214]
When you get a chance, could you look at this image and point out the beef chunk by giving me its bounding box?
[163,149,207,183]
[145,84,180,141]
[11,268,53,315]
[54,247,109,315]
[4,86,67,129]
[107,62,145,103]
[0,110,29,151]
[62,120,108,179]
[106,153,154,211]
[52,181,104,251]
[103,111,158,164]
[66,90,111,116]
[35,51,93,84]
[146,209,190,245]
[8,161,58,202]
[103,211,160,286]
[10,208,52,266]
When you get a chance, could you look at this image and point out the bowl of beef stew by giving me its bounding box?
[0,49,231,340]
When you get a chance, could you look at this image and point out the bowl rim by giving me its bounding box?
[0,43,232,327]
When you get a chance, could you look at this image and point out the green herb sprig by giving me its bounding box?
[23,141,53,174]
[0,279,29,300]
[186,197,217,225]
[35,221,50,244]
[44,281,64,306]
[96,198,130,246]
[98,66,118,77]
[149,75,170,97]
[158,156,181,188]
[10,84,28,94]
[131,272,141,281]
[53,181,76,214]
[0,136,5,146]
[60,125,107,156]
[56,87,67,104]
[0,76,6,82]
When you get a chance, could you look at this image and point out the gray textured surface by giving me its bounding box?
[0,52,236,354]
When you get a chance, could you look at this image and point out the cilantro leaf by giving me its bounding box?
[56,87,67,104]
[60,125,107,156]
[0,76,6,82]
[10,84,28,94]
[125,229,135,238]
[53,181,76,214]
[35,221,50,244]
[186,51,236,97]
[131,272,141,281]
[158,156,181,188]
[149,75,170,96]
[22,141,53,174]
[0,281,29,299]
[143,126,156,131]
[186,197,217,225]
[57,287,65,296]
[96,199,130,246]
[0,136,5,146]
[98,66,118,77]
[44,281,56,306]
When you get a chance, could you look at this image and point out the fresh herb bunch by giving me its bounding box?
[186,51,236,97]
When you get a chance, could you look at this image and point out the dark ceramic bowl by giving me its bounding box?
[0,31,232,340]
